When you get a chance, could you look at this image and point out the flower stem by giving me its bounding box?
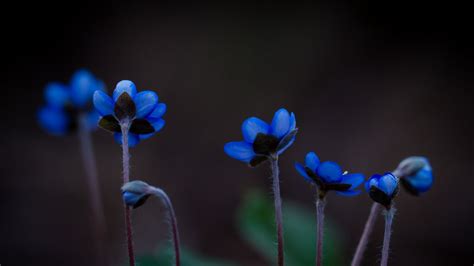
[350,203,381,266]
[151,187,181,266]
[121,121,135,266]
[77,114,107,265]
[381,207,395,266]
[121,121,131,184]
[315,198,326,266]
[270,155,284,266]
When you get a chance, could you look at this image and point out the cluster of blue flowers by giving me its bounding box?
[38,71,166,147]
[38,69,435,266]
[224,108,434,203]
[38,70,105,135]
[39,71,434,202]
[223,108,435,266]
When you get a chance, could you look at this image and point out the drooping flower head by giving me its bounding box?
[395,156,433,196]
[37,69,105,135]
[365,173,399,208]
[93,80,166,147]
[121,180,153,209]
[295,152,364,198]
[224,108,297,167]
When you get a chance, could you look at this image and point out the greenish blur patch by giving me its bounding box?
[136,247,237,266]
[237,189,344,266]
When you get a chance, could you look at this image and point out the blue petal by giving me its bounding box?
[151,118,165,132]
[295,162,313,183]
[224,141,256,162]
[135,91,159,118]
[241,117,270,143]
[44,82,69,108]
[70,69,103,107]
[277,136,295,155]
[305,152,320,172]
[123,191,142,207]
[336,190,361,197]
[316,161,343,183]
[379,173,398,196]
[147,103,167,122]
[114,132,140,147]
[340,173,365,189]
[93,90,114,116]
[85,111,100,131]
[139,132,155,140]
[37,107,70,135]
[113,80,137,101]
[289,112,296,131]
[271,108,291,139]
[365,174,381,191]
[405,167,433,193]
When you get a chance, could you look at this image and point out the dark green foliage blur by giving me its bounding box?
[137,247,236,266]
[137,190,344,266]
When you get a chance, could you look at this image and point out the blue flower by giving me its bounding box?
[93,80,166,147]
[224,108,297,167]
[365,173,399,208]
[121,180,153,209]
[295,152,364,197]
[396,156,434,196]
[37,69,105,135]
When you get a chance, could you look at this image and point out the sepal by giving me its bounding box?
[129,119,155,134]
[114,93,136,120]
[252,133,279,155]
[98,115,121,132]
[249,155,268,167]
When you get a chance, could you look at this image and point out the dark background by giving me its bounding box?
[2,1,473,265]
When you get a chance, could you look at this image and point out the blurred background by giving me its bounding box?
[1,1,473,265]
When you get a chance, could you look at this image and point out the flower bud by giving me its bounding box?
[396,156,433,196]
[121,180,152,209]
[366,173,399,208]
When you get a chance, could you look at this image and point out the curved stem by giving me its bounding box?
[78,114,107,265]
[151,188,181,266]
[270,155,284,266]
[351,203,381,266]
[121,122,135,266]
[380,207,395,266]
[315,198,326,266]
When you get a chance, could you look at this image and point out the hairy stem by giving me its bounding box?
[270,155,284,266]
[381,207,395,266]
[151,187,181,266]
[351,168,402,266]
[351,203,381,266]
[78,114,107,265]
[121,121,135,266]
[121,122,131,184]
[315,198,326,266]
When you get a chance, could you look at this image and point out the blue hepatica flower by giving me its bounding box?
[365,173,399,208]
[224,108,297,167]
[93,80,166,147]
[295,152,365,197]
[37,69,105,135]
[396,156,434,196]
